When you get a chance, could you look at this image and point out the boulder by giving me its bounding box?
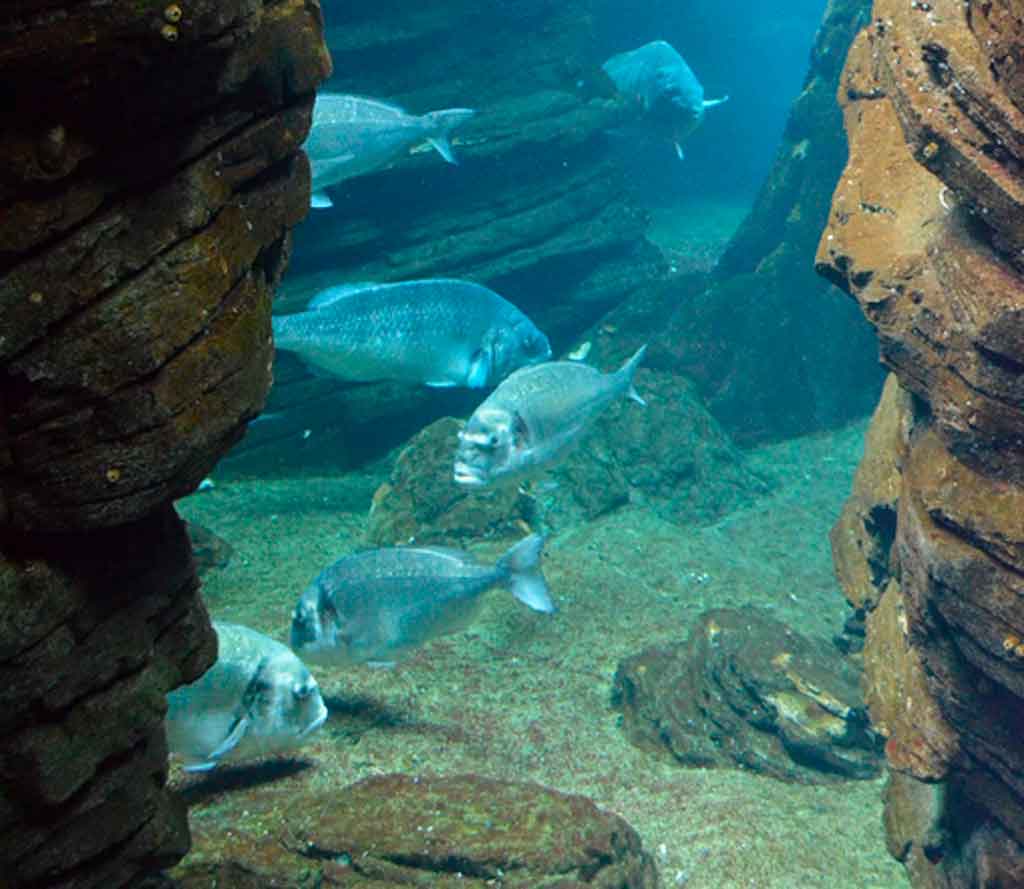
[613,607,882,784]
[167,774,659,889]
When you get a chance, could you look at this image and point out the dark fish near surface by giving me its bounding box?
[290,535,555,667]
[272,279,551,389]
[602,40,728,159]
[453,346,647,487]
[165,622,327,772]
[305,93,475,208]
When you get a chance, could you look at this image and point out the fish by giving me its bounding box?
[453,345,647,487]
[165,622,327,772]
[271,279,551,389]
[602,41,728,159]
[290,534,555,667]
[304,93,475,208]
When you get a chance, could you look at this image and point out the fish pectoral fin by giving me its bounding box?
[674,142,685,161]
[465,349,492,388]
[183,759,220,773]
[310,191,333,209]
[207,715,250,762]
[428,136,458,165]
[425,379,458,388]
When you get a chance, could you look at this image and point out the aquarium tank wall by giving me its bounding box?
[1,0,1023,888]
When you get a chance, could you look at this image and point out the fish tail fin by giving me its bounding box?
[422,108,476,164]
[703,95,729,109]
[617,344,648,406]
[497,534,556,614]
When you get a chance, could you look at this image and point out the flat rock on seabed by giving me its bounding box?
[163,774,659,888]
[613,607,883,784]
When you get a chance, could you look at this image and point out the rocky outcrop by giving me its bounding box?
[226,0,666,472]
[818,1,1024,884]
[0,0,328,885]
[169,774,659,888]
[573,0,884,447]
[612,607,882,784]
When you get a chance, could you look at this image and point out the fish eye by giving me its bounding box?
[293,681,314,699]
[488,433,499,446]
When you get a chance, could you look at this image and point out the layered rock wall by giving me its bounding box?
[819,2,1024,884]
[0,1,328,885]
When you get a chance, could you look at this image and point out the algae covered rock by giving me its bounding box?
[367,417,531,546]
[168,774,658,888]
[613,606,882,783]
[544,367,768,527]
[288,774,659,888]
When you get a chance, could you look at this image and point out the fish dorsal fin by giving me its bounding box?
[404,546,472,564]
[307,282,378,310]
[703,95,730,109]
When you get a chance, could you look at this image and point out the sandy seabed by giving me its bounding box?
[175,417,909,889]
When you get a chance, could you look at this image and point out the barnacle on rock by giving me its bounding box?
[161,23,179,42]
[163,3,183,23]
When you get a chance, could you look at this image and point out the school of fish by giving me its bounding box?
[168,40,724,773]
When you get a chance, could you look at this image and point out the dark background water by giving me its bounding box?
[596,0,828,204]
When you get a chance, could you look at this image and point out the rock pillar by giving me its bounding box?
[819,2,1024,884]
[0,1,329,885]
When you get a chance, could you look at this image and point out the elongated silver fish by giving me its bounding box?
[272,279,551,389]
[602,40,728,159]
[453,346,647,487]
[290,535,555,667]
[305,93,475,208]
[165,622,327,772]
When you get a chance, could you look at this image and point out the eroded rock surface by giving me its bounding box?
[818,1,1024,883]
[613,607,882,784]
[168,774,659,888]
[0,0,328,885]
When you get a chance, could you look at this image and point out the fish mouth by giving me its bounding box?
[453,462,487,487]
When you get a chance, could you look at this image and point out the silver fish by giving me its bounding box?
[290,535,555,667]
[602,41,728,159]
[305,93,475,208]
[271,279,551,389]
[453,346,646,487]
[165,622,327,772]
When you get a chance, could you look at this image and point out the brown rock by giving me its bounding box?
[613,607,882,783]
[167,774,658,888]
[830,372,912,611]
[366,417,530,547]
[0,0,328,884]
[819,1,1024,884]
[863,580,958,780]
[287,774,658,889]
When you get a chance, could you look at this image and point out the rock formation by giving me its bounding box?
[170,773,659,888]
[0,0,328,885]
[819,1,1024,884]
[613,607,882,784]
[576,0,885,446]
